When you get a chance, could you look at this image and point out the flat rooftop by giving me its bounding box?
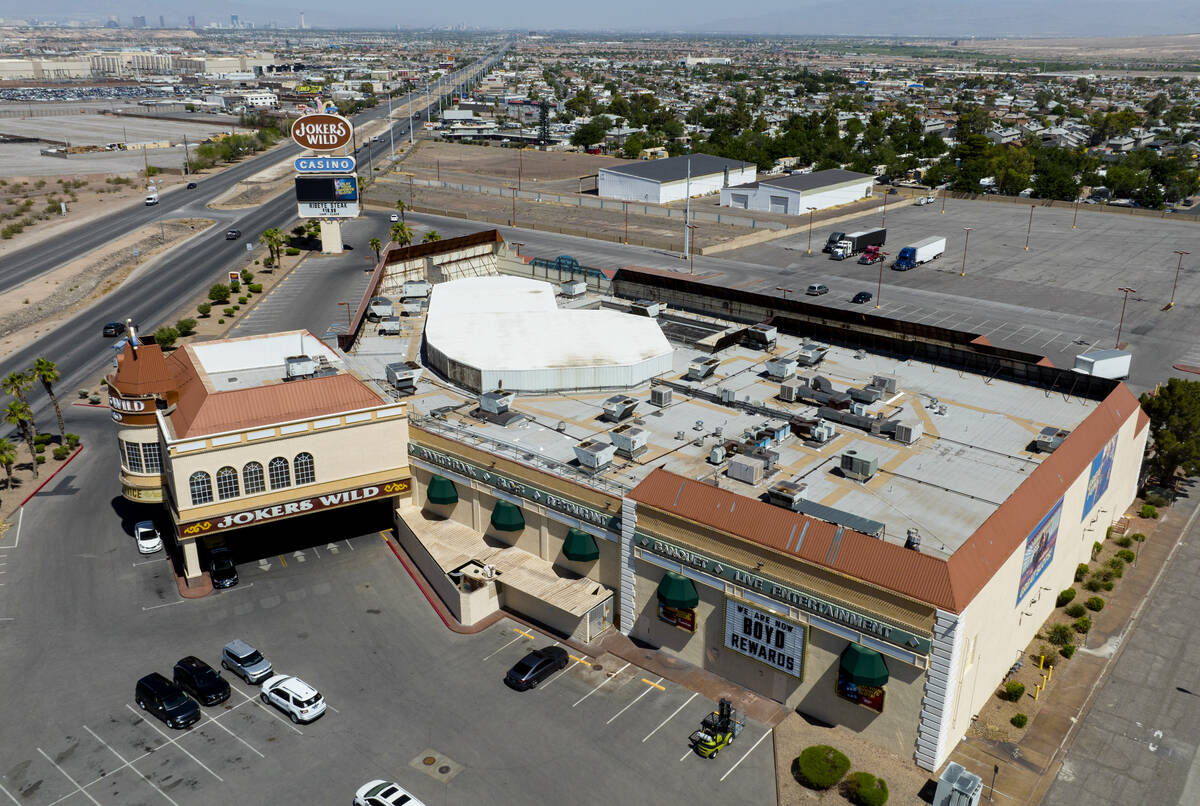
[349,297,1100,561]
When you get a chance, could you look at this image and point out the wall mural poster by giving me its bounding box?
[1082,436,1119,521]
[836,669,885,712]
[1017,498,1063,604]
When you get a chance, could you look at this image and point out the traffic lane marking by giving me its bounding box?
[606,676,664,724]
[82,725,181,806]
[644,691,699,743]
[123,703,224,781]
[719,728,772,782]
[36,747,103,806]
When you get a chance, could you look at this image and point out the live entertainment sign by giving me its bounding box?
[724,600,805,679]
[179,479,409,537]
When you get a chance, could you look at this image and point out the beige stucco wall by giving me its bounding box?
[630,556,924,758]
[946,409,1147,745]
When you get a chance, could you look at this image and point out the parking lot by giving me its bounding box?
[0,409,773,806]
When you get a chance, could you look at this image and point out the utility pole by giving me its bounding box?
[876,253,887,309]
[1024,204,1035,251]
[624,201,629,245]
[681,158,692,260]
[1169,250,1189,309]
[806,207,816,255]
[1072,198,1079,230]
[687,224,699,274]
[960,227,973,277]
[1115,287,1136,348]
[387,92,395,161]
[408,93,413,145]
[182,134,190,175]
[141,145,151,189]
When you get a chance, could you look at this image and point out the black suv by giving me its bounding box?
[173,656,231,706]
[135,673,201,729]
[225,229,241,240]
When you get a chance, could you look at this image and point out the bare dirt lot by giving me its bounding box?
[402,140,629,192]
[962,33,1200,65]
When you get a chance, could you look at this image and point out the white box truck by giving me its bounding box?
[1073,350,1131,380]
[892,236,945,270]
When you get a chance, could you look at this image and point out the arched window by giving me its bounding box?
[216,466,240,500]
[243,462,265,494]
[268,457,291,489]
[293,452,315,485]
[189,471,213,505]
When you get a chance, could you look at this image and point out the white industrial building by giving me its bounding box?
[598,154,756,205]
[720,169,874,215]
[423,276,672,393]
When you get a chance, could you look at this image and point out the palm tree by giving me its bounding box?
[2,370,35,439]
[32,357,64,441]
[422,230,442,243]
[395,199,407,222]
[0,437,15,489]
[390,221,413,247]
[369,237,382,262]
[4,400,37,479]
[259,228,284,265]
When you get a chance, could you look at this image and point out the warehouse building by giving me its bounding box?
[720,169,875,214]
[597,153,756,204]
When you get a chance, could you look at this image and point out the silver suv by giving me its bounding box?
[221,639,273,684]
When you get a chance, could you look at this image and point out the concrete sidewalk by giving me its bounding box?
[945,488,1198,805]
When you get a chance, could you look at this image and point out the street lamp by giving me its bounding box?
[1024,204,1035,251]
[512,241,524,258]
[509,185,517,226]
[1115,287,1136,348]
[960,227,973,277]
[1169,250,1190,309]
[806,207,817,255]
[1072,197,1080,230]
[875,252,888,309]
[386,92,395,161]
[687,224,699,274]
[623,201,629,245]
[775,286,793,301]
[940,184,947,214]
[881,191,887,228]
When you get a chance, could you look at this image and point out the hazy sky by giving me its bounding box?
[21,1,1200,38]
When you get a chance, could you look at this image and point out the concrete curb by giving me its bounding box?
[16,444,83,509]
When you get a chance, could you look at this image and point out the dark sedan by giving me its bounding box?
[851,291,874,305]
[173,655,231,706]
[209,548,238,588]
[505,646,569,691]
[102,321,131,337]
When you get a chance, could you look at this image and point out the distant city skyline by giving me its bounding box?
[6,0,1200,37]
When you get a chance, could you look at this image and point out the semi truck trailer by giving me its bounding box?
[830,228,886,260]
[892,236,946,270]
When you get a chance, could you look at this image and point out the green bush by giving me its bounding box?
[1117,549,1136,563]
[1085,596,1105,612]
[248,283,262,293]
[1115,536,1133,548]
[1048,624,1074,646]
[263,256,275,268]
[238,296,248,305]
[34,433,54,446]
[1060,644,1076,659]
[1002,681,1025,701]
[1145,493,1169,508]
[1130,532,1146,542]
[35,443,45,453]
[795,745,850,790]
[1065,603,1086,618]
[53,446,69,460]
[65,433,80,448]
[845,772,889,806]
[1075,563,1089,582]
[1140,504,1158,519]
[285,247,301,256]
[1011,713,1028,729]
[1084,577,1104,592]
[241,269,254,283]
[1056,588,1076,607]
[208,283,231,302]
[1073,616,1092,634]
[152,326,178,349]
[35,454,45,464]
[175,318,197,336]
[1102,580,1114,591]
[218,318,225,324]
[197,302,212,317]
[1092,541,1103,558]
[223,307,236,317]
[1107,557,1124,578]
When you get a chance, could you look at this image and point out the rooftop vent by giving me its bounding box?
[631,299,661,317]
[650,387,673,407]
[905,528,921,551]
[1036,426,1070,453]
[602,395,638,422]
[560,280,586,298]
[480,390,515,414]
[765,356,797,381]
[687,357,720,381]
[574,439,616,470]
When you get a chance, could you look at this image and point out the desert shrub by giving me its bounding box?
[1102,580,1114,591]
[1085,596,1105,612]
[285,247,301,255]
[35,454,45,464]
[1075,563,1089,582]
[1116,549,1136,563]
[1115,535,1133,548]
[208,283,231,302]
[1065,603,1086,618]
[218,318,225,324]
[1011,713,1028,729]
[223,307,236,317]
[1107,557,1125,577]
[1145,493,1169,508]
[53,446,69,460]
[175,318,197,336]
[1073,617,1092,634]
[1048,624,1074,646]
[1129,532,1146,542]
[1140,504,1158,519]
[65,433,80,447]
[1060,644,1076,659]
[1003,681,1025,701]
[240,269,254,283]
[845,772,889,806]
[1056,588,1076,607]
[34,443,45,453]
[34,433,54,446]
[152,326,178,348]
[1092,541,1102,558]
[238,296,248,305]
[197,302,212,317]
[1084,578,1104,592]
[248,283,262,293]
[795,745,850,790]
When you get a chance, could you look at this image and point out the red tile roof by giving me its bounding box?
[110,342,173,395]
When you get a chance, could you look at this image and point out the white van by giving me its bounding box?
[144,192,159,206]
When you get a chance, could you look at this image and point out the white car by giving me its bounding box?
[914,195,937,206]
[354,780,426,806]
[134,520,163,554]
[260,675,326,723]
[389,213,400,222]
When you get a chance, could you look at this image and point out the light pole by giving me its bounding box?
[687,224,699,274]
[623,201,629,245]
[1115,287,1136,348]
[408,92,413,145]
[387,92,395,161]
[1169,250,1189,309]
[960,227,973,277]
[1072,198,1079,230]
[881,191,887,228]
[806,206,816,255]
[509,185,517,226]
[940,184,947,214]
[775,286,793,301]
[1024,204,1035,251]
[875,252,888,309]
[517,147,523,192]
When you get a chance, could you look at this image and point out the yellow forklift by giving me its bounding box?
[689,698,745,758]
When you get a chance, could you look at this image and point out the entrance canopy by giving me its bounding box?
[840,644,889,686]
[656,571,699,609]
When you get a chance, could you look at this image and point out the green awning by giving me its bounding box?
[490,500,525,532]
[656,571,698,609]
[840,644,889,687]
[426,474,459,505]
[563,528,599,562]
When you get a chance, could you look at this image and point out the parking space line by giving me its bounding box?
[141,599,185,611]
[679,747,694,762]
[606,676,664,724]
[1020,329,1044,344]
[37,747,103,806]
[0,508,21,549]
[719,729,773,782]
[1040,332,1063,348]
[482,630,533,661]
[200,712,265,758]
[0,781,20,805]
[131,558,162,567]
[278,555,287,568]
[573,661,630,707]
[644,692,698,742]
[83,725,180,806]
[541,656,583,689]
[123,704,224,781]
[228,683,304,735]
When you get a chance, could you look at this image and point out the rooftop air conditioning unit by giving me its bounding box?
[720,388,736,404]
[687,357,720,380]
[480,390,515,414]
[709,444,727,464]
[850,402,868,416]
[385,361,423,393]
[779,379,802,402]
[574,439,616,469]
[560,280,586,298]
[811,420,836,443]
[840,449,878,481]
[285,355,318,379]
[905,528,921,551]
[650,387,673,407]
[610,423,648,457]
[894,420,924,444]
[871,374,899,394]
[602,395,637,421]
[1036,426,1070,452]
[795,342,829,366]
[765,357,797,381]
[631,299,661,317]
[401,280,432,300]
[766,479,807,510]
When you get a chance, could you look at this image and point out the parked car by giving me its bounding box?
[135,672,201,729]
[134,520,163,554]
[805,283,830,297]
[225,229,241,240]
[221,639,273,683]
[389,213,400,222]
[186,182,198,189]
[505,646,569,690]
[209,547,238,588]
[173,656,231,706]
[851,291,874,305]
[914,195,936,206]
[354,780,426,806]
[260,675,326,723]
